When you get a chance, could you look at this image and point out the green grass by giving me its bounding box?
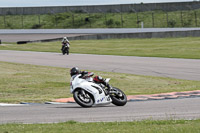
[0,9,200,29]
[0,120,200,133]
[1,37,200,59]
[0,61,200,103]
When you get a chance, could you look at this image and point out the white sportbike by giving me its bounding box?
[70,73,127,107]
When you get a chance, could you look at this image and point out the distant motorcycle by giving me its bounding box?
[70,73,127,108]
[62,43,70,55]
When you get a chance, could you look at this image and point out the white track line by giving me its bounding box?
[0,103,26,106]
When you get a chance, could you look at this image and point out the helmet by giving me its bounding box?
[70,67,80,77]
[63,37,69,42]
[93,76,103,83]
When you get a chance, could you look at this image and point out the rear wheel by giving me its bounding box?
[110,87,127,106]
[73,89,94,108]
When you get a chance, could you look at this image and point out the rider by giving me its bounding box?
[61,37,70,51]
[70,67,111,90]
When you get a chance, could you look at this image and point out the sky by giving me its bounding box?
[0,0,195,7]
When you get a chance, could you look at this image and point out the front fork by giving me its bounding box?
[109,88,123,97]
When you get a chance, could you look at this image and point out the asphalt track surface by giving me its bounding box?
[0,50,200,81]
[1,97,200,124]
[0,28,200,123]
[0,51,200,123]
[0,33,89,42]
[1,28,200,42]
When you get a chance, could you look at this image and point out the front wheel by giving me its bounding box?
[62,49,65,55]
[110,87,127,106]
[73,89,94,108]
[66,48,69,55]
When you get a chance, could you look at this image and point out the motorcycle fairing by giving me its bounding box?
[70,74,112,105]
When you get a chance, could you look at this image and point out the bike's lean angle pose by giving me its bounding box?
[70,67,127,107]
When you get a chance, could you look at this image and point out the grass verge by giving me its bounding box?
[0,61,199,103]
[1,37,200,59]
[0,120,200,133]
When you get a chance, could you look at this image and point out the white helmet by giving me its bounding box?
[63,37,69,42]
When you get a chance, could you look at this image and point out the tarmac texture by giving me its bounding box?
[0,50,200,123]
[1,97,200,124]
[0,28,200,123]
[0,50,199,81]
[1,28,200,42]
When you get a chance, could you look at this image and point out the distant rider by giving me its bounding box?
[61,37,70,51]
[70,67,112,90]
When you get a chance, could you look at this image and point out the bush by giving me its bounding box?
[31,24,42,29]
[6,22,14,29]
[168,20,176,27]
[183,18,192,27]
[115,21,121,26]
[106,19,114,26]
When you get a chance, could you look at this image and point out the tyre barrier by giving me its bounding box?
[17,41,30,44]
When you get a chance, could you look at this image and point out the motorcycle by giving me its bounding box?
[70,73,127,107]
[62,43,70,55]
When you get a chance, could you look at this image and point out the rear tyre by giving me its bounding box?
[110,87,127,106]
[73,89,94,108]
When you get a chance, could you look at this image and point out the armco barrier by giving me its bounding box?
[67,30,200,40]
[0,2,200,15]
[69,30,200,40]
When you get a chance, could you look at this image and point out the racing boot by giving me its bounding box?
[93,76,111,95]
[102,79,112,95]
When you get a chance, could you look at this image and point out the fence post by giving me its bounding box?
[120,5,123,28]
[38,14,40,25]
[21,8,24,29]
[180,11,183,27]
[141,22,144,28]
[72,14,74,28]
[166,12,169,27]
[3,15,6,28]
[89,13,91,28]
[105,13,107,27]
[21,15,24,29]
[194,11,197,27]
[137,12,139,28]
[121,12,123,27]
[55,15,57,27]
[81,13,84,27]
[152,12,154,27]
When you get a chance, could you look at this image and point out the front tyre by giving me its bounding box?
[66,48,69,55]
[62,49,65,55]
[110,87,127,106]
[73,89,94,108]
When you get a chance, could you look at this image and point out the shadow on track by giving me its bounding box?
[53,104,116,109]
